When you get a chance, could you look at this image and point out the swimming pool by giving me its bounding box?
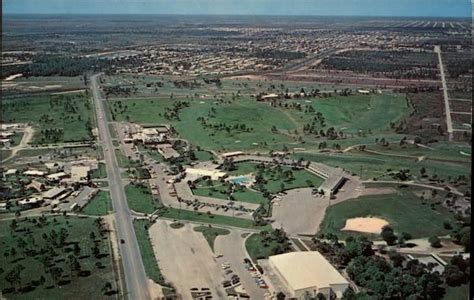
[228,175,253,185]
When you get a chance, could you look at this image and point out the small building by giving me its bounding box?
[4,169,18,176]
[221,151,244,158]
[46,172,68,182]
[155,144,180,160]
[23,170,46,177]
[18,197,44,208]
[268,251,349,299]
[26,180,45,192]
[42,187,67,200]
[357,89,371,95]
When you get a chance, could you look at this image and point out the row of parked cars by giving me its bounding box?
[243,259,268,289]
[221,262,240,288]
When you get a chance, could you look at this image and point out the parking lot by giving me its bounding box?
[148,220,227,299]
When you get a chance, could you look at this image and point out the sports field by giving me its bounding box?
[1,93,93,144]
[319,188,456,239]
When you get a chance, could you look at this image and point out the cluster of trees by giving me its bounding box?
[321,50,439,79]
[172,80,201,89]
[313,233,470,299]
[104,85,137,97]
[198,117,254,134]
[2,216,115,296]
[162,101,190,121]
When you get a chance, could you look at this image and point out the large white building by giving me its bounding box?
[269,251,349,299]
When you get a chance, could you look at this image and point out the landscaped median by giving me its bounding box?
[193,225,230,251]
[158,206,272,231]
[245,229,292,262]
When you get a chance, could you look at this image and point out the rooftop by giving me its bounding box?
[269,251,348,291]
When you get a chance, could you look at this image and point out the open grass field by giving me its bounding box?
[159,206,271,230]
[1,92,93,144]
[319,188,457,239]
[81,191,112,216]
[90,163,107,179]
[108,91,408,152]
[193,226,230,251]
[0,216,117,298]
[133,220,166,285]
[294,151,471,182]
[125,184,159,214]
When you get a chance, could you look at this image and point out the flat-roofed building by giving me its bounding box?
[23,170,46,177]
[268,251,349,299]
[42,187,67,199]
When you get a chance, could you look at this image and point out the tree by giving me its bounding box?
[381,226,398,245]
[428,236,442,248]
[102,281,113,295]
[276,292,286,300]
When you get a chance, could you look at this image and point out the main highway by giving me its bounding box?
[90,74,150,300]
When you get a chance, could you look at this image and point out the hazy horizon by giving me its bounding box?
[3,0,472,17]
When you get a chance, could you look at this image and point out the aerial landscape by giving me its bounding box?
[0,0,471,299]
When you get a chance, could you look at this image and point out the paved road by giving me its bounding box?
[434,45,453,140]
[90,74,150,300]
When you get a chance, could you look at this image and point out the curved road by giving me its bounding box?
[91,74,150,300]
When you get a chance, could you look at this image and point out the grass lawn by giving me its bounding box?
[319,189,457,239]
[193,226,230,251]
[192,180,268,206]
[133,220,166,285]
[125,184,158,214]
[245,232,290,262]
[109,93,407,152]
[0,216,117,298]
[159,206,271,230]
[81,191,112,216]
[228,162,324,193]
[294,151,471,182]
[90,163,107,179]
[115,149,137,169]
[1,93,93,144]
[194,150,214,161]
[444,284,469,300]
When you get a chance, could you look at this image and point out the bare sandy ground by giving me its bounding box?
[342,217,388,234]
[148,220,227,300]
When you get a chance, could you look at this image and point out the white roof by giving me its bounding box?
[47,172,68,180]
[42,187,66,199]
[5,169,17,175]
[221,151,244,157]
[23,170,46,176]
[185,168,226,180]
[269,251,348,291]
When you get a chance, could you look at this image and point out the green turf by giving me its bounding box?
[1,93,93,144]
[228,162,324,193]
[443,284,469,300]
[319,189,457,239]
[133,220,165,285]
[124,184,158,214]
[159,207,270,230]
[245,232,286,262]
[192,180,268,206]
[193,226,230,251]
[90,163,107,179]
[81,191,112,216]
[108,92,408,152]
[0,216,117,298]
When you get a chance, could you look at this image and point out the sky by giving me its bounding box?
[2,0,472,17]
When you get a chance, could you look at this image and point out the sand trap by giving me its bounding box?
[342,217,388,234]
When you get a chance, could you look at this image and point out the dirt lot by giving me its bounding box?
[148,220,227,300]
[342,217,389,234]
